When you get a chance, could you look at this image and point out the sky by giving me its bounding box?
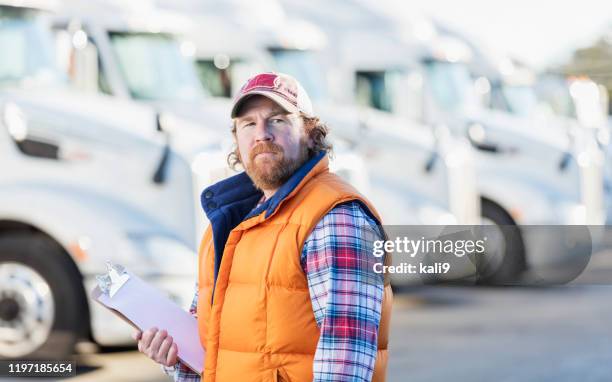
[409,0,612,69]
[155,0,612,70]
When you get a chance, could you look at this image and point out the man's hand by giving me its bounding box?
[132,327,178,367]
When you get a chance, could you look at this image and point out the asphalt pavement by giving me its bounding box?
[5,251,611,382]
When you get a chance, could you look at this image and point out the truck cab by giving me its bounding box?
[51,0,373,207]
[0,1,211,359]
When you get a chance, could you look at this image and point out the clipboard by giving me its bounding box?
[90,263,204,374]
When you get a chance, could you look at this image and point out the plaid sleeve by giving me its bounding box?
[161,283,202,382]
[301,201,385,382]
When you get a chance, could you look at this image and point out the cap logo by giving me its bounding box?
[240,73,277,94]
[237,73,298,105]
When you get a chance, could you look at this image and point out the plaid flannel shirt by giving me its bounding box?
[164,201,384,382]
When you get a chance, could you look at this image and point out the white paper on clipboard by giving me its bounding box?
[90,263,204,374]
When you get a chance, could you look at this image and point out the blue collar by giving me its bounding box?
[200,151,327,286]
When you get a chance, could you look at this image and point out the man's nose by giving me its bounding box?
[253,119,273,142]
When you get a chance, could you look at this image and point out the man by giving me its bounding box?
[133,72,392,381]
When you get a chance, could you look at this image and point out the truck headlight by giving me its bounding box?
[2,102,28,141]
[556,201,587,225]
[467,122,486,144]
[596,127,610,147]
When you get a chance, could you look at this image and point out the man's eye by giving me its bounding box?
[271,118,284,124]
[241,122,255,129]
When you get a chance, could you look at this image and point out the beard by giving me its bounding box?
[244,140,309,191]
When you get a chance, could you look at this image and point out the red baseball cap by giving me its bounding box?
[231,72,314,118]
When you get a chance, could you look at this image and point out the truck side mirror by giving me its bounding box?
[570,79,607,129]
[70,29,99,93]
[598,84,609,118]
[393,72,425,123]
[2,103,60,160]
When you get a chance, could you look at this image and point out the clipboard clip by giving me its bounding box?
[96,261,130,298]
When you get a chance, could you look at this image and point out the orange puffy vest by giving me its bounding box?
[197,156,392,382]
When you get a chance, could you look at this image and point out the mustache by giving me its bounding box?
[249,142,284,161]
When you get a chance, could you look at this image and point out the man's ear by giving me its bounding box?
[303,129,314,150]
[301,118,314,149]
[231,129,243,164]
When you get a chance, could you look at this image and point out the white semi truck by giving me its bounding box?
[0,1,227,359]
[442,32,609,227]
[279,0,606,282]
[157,0,481,228]
[51,0,374,205]
[484,65,612,224]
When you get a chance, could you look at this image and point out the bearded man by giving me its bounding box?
[134,72,392,382]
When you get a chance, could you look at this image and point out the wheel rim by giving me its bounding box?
[0,262,55,358]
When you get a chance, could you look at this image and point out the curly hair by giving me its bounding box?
[227,113,333,170]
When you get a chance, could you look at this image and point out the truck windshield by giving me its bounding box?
[501,85,539,117]
[424,60,479,116]
[195,59,233,98]
[536,76,577,119]
[355,70,404,113]
[109,31,205,102]
[268,48,327,102]
[0,7,65,87]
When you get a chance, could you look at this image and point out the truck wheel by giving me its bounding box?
[477,199,527,285]
[0,234,85,359]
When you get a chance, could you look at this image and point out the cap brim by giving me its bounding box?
[231,91,299,118]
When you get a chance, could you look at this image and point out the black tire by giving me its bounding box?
[477,199,527,285]
[0,233,86,360]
